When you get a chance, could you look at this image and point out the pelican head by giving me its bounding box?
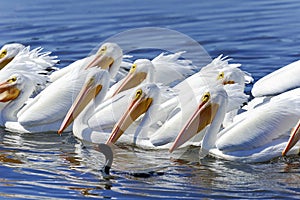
[201,55,252,86]
[85,43,123,78]
[219,65,251,86]
[217,71,235,85]
[282,119,300,156]
[106,83,161,144]
[111,59,154,97]
[58,69,110,134]
[0,43,25,69]
[0,74,24,102]
[169,85,228,153]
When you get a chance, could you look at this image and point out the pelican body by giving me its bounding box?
[251,59,300,97]
[105,55,250,148]
[247,59,300,158]
[0,45,59,127]
[59,51,197,140]
[4,43,122,133]
[170,88,300,163]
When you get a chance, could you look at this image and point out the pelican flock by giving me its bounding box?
[0,40,299,164]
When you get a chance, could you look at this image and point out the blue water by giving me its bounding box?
[1,0,300,199]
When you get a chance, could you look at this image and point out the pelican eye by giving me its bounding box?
[217,71,224,80]
[7,76,17,83]
[130,63,137,73]
[87,77,95,86]
[97,46,107,54]
[0,49,7,59]
[224,80,235,85]
[135,89,143,98]
[202,92,210,102]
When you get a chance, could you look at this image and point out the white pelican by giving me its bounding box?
[244,59,300,113]
[58,69,111,142]
[61,52,196,136]
[104,55,250,131]
[0,44,59,96]
[238,59,300,160]
[58,55,249,145]
[251,60,300,97]
[105,82,187,147]
[106,82,247,149]
[4,68,109,133]
[0,44,59,127]
[0,43,58,74]
[49,42,123,83]
[106,59,155,98]
[170,55,252,128]
[0,44,58,119]
[170,55,251,103]
[0,43,25,69]
[106,83,170,146]
[4,43,122,133]
[74,59,159,134]
[0,72,49,126]
[170,88,300,163]
[58,81,178,144]
[106,51,195,98]
[169,85,229,153]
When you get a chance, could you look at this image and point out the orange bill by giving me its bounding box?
[111,72,147,97]
[282,119,300,156]
[0,77,20,102]
[106,94,152,144]
[58,77,103,134]
[84,53,114,70]
[169,100,219,153]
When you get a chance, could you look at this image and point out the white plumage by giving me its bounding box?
[3,43,122,133]
[106,56,250,149]
[170,87,300,163]
[251,59,300,97]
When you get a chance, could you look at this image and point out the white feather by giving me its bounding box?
[251,59,300,97]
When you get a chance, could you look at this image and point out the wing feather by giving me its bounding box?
[216,98,300,152]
